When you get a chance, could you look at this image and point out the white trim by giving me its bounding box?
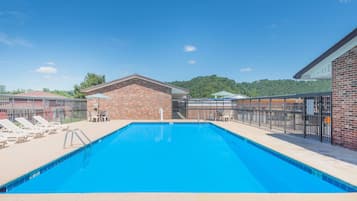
[301,36,357,80]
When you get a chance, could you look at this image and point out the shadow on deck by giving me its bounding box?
[267,133,357,166]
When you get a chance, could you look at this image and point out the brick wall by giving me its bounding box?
[86,78,172,120]
[332,46,357,150]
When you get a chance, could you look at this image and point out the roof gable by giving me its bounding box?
[294,28,357,79]
[81,74,189,95]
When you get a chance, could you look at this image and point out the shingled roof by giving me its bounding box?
[81,74,189,95]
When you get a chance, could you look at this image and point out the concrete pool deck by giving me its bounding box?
[0,120,356,200]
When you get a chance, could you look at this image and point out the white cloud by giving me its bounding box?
[338,0,351,3]
[42,74,75,82]
[240,67,253,72]
[35,66,57,74]
[184,45,197,52]
[188,60,196,64]
[0,32,32,47]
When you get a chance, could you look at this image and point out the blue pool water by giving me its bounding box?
[3,123,356,193]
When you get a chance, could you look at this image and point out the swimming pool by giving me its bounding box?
[2,123,356,193]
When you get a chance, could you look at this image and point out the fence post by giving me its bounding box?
[250,98,252,124]
[303,97,307,138]
[283,98,287,134]
[71,100,74,123]
[42,98,45,121]
[329,94,333,145]
[319,96,323,142]
[240,100,244,123]
[32,97,35,120]
[258,98,261,127]
[293,100,296,131]
[269,98,272,130]
[11,96,14,120]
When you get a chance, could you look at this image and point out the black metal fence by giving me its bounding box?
[0,95,87,124]
[186,98,235,120]
[172,99,188,119]
[233,92,332,143]
[186,92,332,143]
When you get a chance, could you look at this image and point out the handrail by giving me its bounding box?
[63,129,91,148]
[73,128,91,143]
[176,112,185,119]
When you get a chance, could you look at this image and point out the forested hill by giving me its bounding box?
[169,75,331,98]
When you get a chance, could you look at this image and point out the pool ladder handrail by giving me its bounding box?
[63,128,92,148]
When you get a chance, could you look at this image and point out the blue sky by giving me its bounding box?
[0,0,356,90]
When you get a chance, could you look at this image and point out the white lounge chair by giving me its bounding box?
[0,135,8,148]
[0,131,29,143]
[33,116,69,131]
[0,119,45,138]
[15,117,56,134]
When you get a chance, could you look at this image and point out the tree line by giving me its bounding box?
[0,74,331,98]
[169,75,331,98]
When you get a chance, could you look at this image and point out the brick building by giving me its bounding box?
[0,91,86,122]
[294,28,357,150]
[82,74,189,120]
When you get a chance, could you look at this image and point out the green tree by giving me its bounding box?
[11,89,26,94]
[170,75,244,98]
[51,90,74,98]
[169,75,331,98]
[43,88,50,92]
[0,85,5,94]
[74,73,106,98]
[40,88,74,98]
